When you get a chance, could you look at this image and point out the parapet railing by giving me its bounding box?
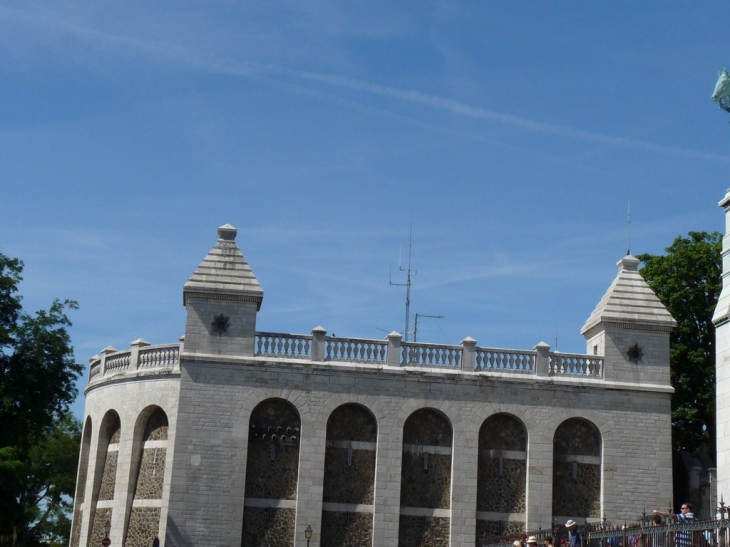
[88,331,605,385]
[253,330,603,377]
[88,341,180,384]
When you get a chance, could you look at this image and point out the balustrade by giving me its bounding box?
[139,345,180,368]
[105,351,131,372]
[325,337,387,364]
[89,332,608,386]
[549,353,603,377]
[255,333,312,359]
[475,348,535,373]
[400,342,462,368]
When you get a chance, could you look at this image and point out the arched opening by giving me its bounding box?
[242,398,301,547]
[321,404,377,547]
[398,408,452,547]
[89,411,121,547]
[125,407,168,547]
[552,418,601,521]
[70,416,92,547]
[476,414,527,544]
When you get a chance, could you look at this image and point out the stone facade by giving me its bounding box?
[71,224,676,547]
[716,189,730,501]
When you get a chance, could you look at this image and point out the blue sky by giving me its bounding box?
[1,2,728,419]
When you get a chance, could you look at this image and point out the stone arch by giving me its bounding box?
[318,390,389,427]
[242,398,301,547]
[89,410,121,547]
[321,403,378,547]
[476,413,528,541]
[396,398,463,429]
[236,387,312,440]
[398,407,452,547]
[124,406,169,547]
[70,416,92,547]
[552,417,601,520]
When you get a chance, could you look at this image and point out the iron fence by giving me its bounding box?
[481,518,730,547]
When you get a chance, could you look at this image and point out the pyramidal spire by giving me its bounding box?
[581,254,676,334]
[183,224,263,309]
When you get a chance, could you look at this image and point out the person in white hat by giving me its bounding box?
[566,520,582,547]
[527,537,538,545]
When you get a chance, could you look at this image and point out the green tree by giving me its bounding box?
[0,251,83,547]
[637,231,722,456]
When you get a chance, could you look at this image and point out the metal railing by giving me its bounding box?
[482,516,730,547]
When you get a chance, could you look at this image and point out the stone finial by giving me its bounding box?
[619,255,640,272]
[218,224,237,241]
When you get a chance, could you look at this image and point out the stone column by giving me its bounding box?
[129,338,150,371]
[386,332,402,367]
[534,342,550,377]
[311,326,327,362]
[100,346,117,376]
[461,337,477,371]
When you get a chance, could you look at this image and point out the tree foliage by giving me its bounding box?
[0,251,83,547]
[637,231,722,456]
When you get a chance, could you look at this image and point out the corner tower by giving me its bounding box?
[182,224,263,357]
[714,189,730,497]
[581,254,676,385]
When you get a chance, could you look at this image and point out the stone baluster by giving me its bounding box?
[386,331,402,366]
[311,326,327,362]
[129,338,150,371]
[100,346,117,376]
[534,341,551,376]
[460,337,476,371]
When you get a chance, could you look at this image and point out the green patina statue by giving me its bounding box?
[713,69,730,113]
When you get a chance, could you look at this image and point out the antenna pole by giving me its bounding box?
[413,313,445,343]
[627,201,631,256]
[390,225,416,341]
[403,226,412,341]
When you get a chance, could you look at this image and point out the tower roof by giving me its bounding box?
[581,255,676,335]
[183,224,264,309]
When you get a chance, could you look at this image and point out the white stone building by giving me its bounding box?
[715,189,730,502]
[70,224,676,547]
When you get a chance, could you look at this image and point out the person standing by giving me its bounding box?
[566,520,583,547]
[653,503,694,547]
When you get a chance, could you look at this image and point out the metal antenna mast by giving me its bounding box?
[390,226,416,341]
[413,313,444,344]
[627,201,632,255]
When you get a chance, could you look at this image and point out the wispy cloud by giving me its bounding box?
[2,4,727,164]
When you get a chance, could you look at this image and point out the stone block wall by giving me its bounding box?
[72,375,180,547]
[166,355,673,547]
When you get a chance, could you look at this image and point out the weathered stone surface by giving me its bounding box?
[89,508,113,547]
[241,507,295,547]
[124,507,161,547]
[321,511,373,547]
[398,515,449,547]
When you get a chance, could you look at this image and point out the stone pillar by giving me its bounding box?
[386,331,402,367]
[311,326,327,362]
[129,338,150,371]
[534,341,550,377]
[100,346,117,376]
[461,337,476,371]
